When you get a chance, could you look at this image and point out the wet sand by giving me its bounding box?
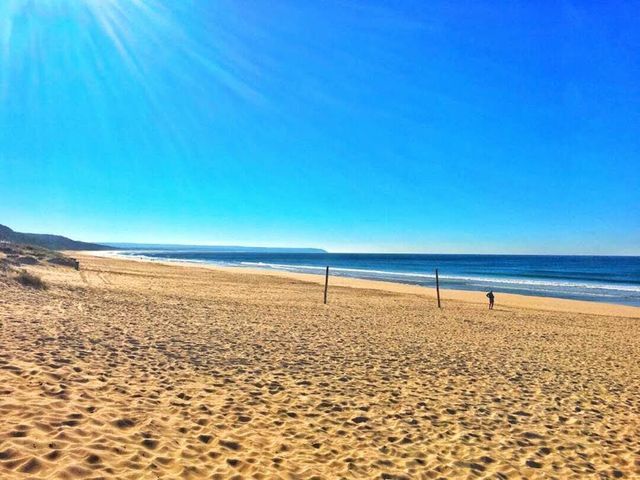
[1,254,639,479]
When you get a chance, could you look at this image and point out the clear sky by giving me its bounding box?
[1,1,639,254]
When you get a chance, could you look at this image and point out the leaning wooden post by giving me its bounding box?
[324,266,329,304]
[435,268,441,308]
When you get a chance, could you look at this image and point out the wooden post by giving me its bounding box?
[435,268,441,308]
[324,266,329,304]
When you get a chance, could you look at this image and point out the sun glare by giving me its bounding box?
[0,0,181,96]
[1,0,257,109]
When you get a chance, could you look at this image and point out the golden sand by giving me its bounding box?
[1,254,639,479]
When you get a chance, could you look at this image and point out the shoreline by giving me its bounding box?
[75,250,640,318]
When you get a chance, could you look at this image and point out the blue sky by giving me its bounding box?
[1,0,639,254]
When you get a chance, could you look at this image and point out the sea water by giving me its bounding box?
[114,251,640,306]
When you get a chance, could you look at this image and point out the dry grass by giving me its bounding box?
[14,270,47,289]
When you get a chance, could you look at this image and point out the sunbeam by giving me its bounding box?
[0,0,269,174]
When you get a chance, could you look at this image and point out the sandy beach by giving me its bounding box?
[1,253,639,479]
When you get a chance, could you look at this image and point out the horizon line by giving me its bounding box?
[96,242,640,257]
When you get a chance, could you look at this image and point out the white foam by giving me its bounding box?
[238,262,640,293]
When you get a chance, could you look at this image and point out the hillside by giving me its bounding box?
[0,224,112,251]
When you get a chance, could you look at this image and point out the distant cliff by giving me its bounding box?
[0,224,112,251]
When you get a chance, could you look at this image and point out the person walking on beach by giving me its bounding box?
[486,290,495,310]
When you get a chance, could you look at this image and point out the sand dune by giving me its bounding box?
[1,255,639,479]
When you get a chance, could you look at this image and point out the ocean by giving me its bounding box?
[114,251,640,307]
